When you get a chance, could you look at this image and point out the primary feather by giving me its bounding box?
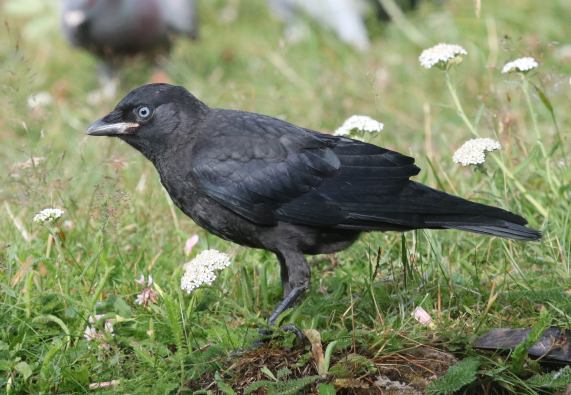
[188,109,539,241]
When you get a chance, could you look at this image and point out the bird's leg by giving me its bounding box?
[258,251,310,342]
[277,250,310,299]
[268,285,306,326]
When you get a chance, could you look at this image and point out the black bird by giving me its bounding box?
[61,0,198,101]
[87,84,541,328]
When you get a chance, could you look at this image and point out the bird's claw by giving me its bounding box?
[253,323,307,348]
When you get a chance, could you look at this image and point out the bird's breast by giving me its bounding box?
[157,170,266,249]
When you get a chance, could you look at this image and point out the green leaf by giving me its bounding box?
[276,367,292,379]
[426,357,480,395]
[329,353,376,378]
[15,361,33,380]
[531,81,565,155]
[0,360,13,371]
[244,376,320,395]
[244,380,273,394]
[322,340,338,376]
[112,296,133,318]
[215,371,236,395]
[510,310,551,374]
[531,82,559,130]
[268,375,320,395]
[39,339,63,385]
[163,295,184,352]
[261,365,278,381]
[527,366,571,389]
[318,382,336,395]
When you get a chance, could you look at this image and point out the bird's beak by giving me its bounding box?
[86,118,139,136]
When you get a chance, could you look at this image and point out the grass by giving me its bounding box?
[0,0,570,393]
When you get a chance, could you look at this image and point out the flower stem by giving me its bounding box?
[445,71,479,137]
[45,234,53,258]
[521,75,546,157]
[444,71,548,217]
[491,159,548,217]
[521,75,557,192]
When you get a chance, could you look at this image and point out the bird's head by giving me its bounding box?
[87,83,207,160]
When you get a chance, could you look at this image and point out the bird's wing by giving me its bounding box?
[190,110,419,227]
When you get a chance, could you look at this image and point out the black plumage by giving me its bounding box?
[87,84,541,326]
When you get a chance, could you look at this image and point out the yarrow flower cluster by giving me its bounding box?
[33,208,64,224]
[334,115,384,137]
[453,138,501,166]
[501,57,538,74]
[419,43,467,69]
[181,249,232,294]
[135,274,158,307]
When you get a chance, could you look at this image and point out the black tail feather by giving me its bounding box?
[440,223,542,241]
[338,182,542,241]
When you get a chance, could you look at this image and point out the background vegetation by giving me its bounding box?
[0,0,569,393]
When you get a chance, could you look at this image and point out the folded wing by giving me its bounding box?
[191,110,540,241]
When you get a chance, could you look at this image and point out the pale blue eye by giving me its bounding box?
[138,106,152,119]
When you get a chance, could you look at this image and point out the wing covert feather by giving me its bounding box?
[191,110,419,227]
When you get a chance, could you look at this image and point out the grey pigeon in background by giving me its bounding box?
[268,0,421,51]
[61,0,198,101]
[269,0,371,51]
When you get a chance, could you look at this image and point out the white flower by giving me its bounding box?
[334,115,384,137]
[27,91,53,111]
[453,138,501,166]
[181,249,232,294]
[419,43,468,69]
[501,57,538,74]
[135,288,158,307]
[104,320,114,335]
[88,314,104,324]
[136,274,153,287]
[84,326,100,342]
[33,208,64,224]
[135,274,158,307]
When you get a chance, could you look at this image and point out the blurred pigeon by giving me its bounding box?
[61,0,198,101]
[269,0,371,51]
[268,0,421,51]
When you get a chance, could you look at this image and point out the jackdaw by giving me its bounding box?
[87,84,541,329]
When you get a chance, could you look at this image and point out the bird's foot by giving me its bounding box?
[248,285,308,348]
[253,323,306,348]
